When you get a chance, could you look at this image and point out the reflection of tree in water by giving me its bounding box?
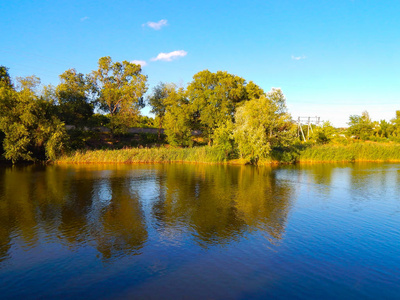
[152,164,294,247]
[57,168,96,247]
[234,166,294,242]
[0,166,41,263]
[0,165,148,264]
[91,173,148,261]
[152,164,246,247]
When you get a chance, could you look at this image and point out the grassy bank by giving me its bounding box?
[56,146,233,164]
[298,142,400,163]
[56,142,400,165]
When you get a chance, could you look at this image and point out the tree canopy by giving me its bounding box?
[54,69,94,127]
[91,56,148,133]
[187,70,264,143]
[233,88,296,162]
[0,76,68,162]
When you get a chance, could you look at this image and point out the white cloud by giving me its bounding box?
[144,19,168,30]
[291,55,306,60]
[130,60,147,67]
[151,50,187,62]
[80,16,89,22]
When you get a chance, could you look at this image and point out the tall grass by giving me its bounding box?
[57,142,400,165]
[299,142,400,162]
[56,146,230,164]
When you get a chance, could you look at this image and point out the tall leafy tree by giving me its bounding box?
[347,111,373,140]
[0,76,68,162]
[148,82,169,140]
[311,121,336,144]
[54,69,94,127]
[233,88,296,163]
[0,66,12,88]
[391,110,400,137]
[187,70,263,144]
[91,56,148,133]
[162,84,193,147]
[0,66,13,154]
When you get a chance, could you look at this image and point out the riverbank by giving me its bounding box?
[298,142,400,163]
[56,146,235,164]
[55,142,400,165]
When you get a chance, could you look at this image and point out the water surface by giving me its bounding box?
[0,163,399,299]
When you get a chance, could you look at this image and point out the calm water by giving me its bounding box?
[0,163,399,299]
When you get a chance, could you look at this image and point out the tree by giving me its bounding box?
[347,111,373,140]
[0,66,12,88]
[91,56,148,133]
[187,70,263,144]
[390,110,400,137]
[0,76,68,162]
[245,80,264,100]
[54,69,94,127]
[374,119,392,138]
[162,85,193,147]
[233,88,296,163]
[212,119,235,159]
[148,82,169,140]
[0,66,13,154]
[311,121,336,144]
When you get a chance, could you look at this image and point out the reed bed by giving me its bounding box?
[56,146,229,164]
[298,142,400,163]
[57,142,400,165]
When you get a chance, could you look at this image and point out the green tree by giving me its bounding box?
[212,119,235,159]
[312,121,336,144]
[233,88,296,163]
[91,56,148,133]
[347,111,373,140]
[374,119,392,138]
[245,80,264,100]
[54,69,94,127]
[390,110,400,137]
[0,66,13,154]
[148,82,169,140]
[0,76,68,162]
[163,85,193,147]
[187,70,263,144]
[0,66,13,88]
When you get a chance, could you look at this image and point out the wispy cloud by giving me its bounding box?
[144,19,168,30]
[151,50,187,62]
[291,55,306,60]
[80,16,89,22]
[130,60,147,67]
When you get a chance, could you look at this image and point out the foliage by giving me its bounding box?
[54,69,94,127]
[0,76,68,162]
[162,85,193,147]
[187,70,263,143]
[0,66,13,88]
[212,119,236,159]
[233,88,296,163]
[311,121,336,144]
[347,111,373,140]
[147,82,169,139]
[91,56,148,133]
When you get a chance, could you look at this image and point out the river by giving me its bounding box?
[0,163,399,299]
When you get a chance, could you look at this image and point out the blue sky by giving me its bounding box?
[1,0,399,126]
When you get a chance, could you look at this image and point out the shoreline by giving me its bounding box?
[54,142,400,165]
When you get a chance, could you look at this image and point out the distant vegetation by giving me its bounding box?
[1,59,400,164]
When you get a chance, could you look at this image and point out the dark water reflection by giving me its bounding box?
[0,163,399,299]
